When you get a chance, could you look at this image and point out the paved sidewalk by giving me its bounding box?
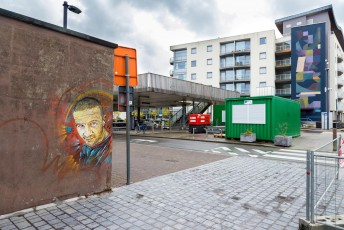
[2,156,344,230]
[1,129,343,229]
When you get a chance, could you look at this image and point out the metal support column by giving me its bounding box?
[125,56,131,185]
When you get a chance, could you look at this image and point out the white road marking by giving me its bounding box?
[263,154,304,161]
[252,149,270,154]
[211,150,221,153]
[280,149,306,153]
[248,155,258,158]
[213,147,232,151]
[235,147,250,153]
[133,139,157,143]
[271,151,306,157]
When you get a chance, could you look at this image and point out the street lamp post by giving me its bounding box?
[63,1,82,29]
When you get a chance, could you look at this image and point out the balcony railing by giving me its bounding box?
[220,48,250,56]
[276,88,291,95]
[276,59,291,67]
[276,73,291,81]
[235,61,250,67]
[276,44,291,52]
[256,86,275,96]
[220,76,250,83]
[174,56,187,62]
[239,89,250,95]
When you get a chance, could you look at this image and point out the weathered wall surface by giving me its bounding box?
[0,13,115,214]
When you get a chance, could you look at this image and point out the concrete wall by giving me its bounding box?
[0,11,115,214]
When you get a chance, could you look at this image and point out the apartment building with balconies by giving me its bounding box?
[170,30,276,96]
[170,4,344,125]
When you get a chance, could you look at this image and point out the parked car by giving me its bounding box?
[301,118,316,128]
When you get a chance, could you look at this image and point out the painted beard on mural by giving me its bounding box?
[72,97,111,166]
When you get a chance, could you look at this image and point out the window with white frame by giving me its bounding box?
[260,37,266,45]
[191,47,197,54]
[207,45,212,52]
[207,58,213,65]
[191,73,196,80]
[191,60,196,67]
[259,67,267,74]
[259,52,266,59]
[207,72,212,79]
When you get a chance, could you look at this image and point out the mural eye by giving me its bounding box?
[76,124,85,129]
[90,121,99,127]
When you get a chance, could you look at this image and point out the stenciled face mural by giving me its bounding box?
[291,23,326,120]
[42,80,113,180]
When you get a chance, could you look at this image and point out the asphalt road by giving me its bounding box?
[112,135,310,188]
[112,135,230,188]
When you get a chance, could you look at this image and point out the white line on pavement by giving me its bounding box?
[280,149,306,153]
[252,149,270,154]
[248,155,258,158]
[235,147,250,153]
[271,151,306,157]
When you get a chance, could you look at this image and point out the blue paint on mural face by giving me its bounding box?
[66,126,72,133]
[291,23,326,121]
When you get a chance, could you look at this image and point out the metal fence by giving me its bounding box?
[306,135,344,229]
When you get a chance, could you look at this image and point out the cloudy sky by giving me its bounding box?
[1,0,344,76]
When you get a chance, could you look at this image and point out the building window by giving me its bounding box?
[260,37,266,45]
[259,82,266,87]
[191,47,197,54]
[191,60,196,67]
[207,72,212,79]
[259,52,266,59]
[207,45,212,52]
[207,59,213,65]
[260,67,267,74]
[191,73,196,80]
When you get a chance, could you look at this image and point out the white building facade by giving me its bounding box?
[170,5,344,124]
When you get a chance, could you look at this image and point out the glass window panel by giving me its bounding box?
[236,41,245,51]
[207,59,212,65]
[259,52,266,59]
[191,48,197,54]
[191,60,196,67]
[191,73,196,80]
[175,61,186,69]
[207,72,212,79]
[260,37,266,45]
[207,45,212,52]
[260,67,267,74]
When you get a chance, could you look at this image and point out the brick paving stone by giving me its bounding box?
[2,157,344,229]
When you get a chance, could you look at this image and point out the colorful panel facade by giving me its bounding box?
[291,23,326,121]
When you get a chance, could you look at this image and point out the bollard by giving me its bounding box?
[206,129,208,138]
[333,128,337,151]
[193,128,196,136]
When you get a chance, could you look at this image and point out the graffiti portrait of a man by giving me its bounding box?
[72,97,111,166]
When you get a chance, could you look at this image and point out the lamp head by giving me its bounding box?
[68,5,82,14]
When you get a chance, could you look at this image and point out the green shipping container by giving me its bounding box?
[212,104,225,126]
[225,96,300,141]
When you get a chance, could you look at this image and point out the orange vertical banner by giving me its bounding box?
[114,46,138,86]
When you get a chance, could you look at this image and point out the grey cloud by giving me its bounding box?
[115,0,221,36]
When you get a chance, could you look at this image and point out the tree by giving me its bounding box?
[149,109,159,119]
[132,110,145,119]
[162,107,171,118]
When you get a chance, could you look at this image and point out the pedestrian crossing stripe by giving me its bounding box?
[252,149,270,154]
[279,149,306,153]
[235,147,250,153]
